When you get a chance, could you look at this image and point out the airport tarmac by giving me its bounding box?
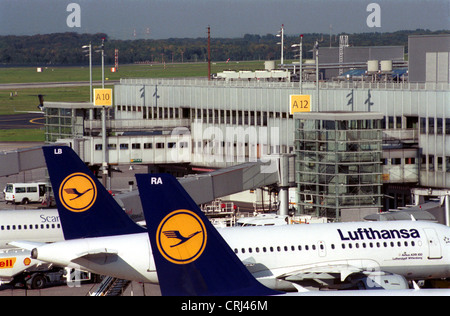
[0,113,44,130]
[0,281,161,296]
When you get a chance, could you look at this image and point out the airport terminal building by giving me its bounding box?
[43,34,450,221]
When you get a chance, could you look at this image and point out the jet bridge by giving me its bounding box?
[0,146,45,177]
[116,156,293,218]
[0,144,294,215]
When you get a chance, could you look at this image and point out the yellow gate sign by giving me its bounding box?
[290,95,311,114]
[94,89,113,106]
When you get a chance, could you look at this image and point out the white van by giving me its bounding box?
[3,183,47,204]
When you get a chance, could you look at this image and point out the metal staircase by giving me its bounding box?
[90,276,131,296]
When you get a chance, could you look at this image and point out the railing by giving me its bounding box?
[120,78,450,91]
[382,129,419,142]
[90,277,131,296]
[85,118,190,131]
[382,165,419,183]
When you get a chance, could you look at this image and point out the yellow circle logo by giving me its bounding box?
[156,209,207,265]
[59,173,97,213]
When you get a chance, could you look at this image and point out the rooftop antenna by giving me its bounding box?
[207,26,211,81]
[339,35,349,75]
[329,24,333,47]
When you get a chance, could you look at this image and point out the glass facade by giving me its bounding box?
[44,106,96,143]
[295,113,383,221]
[45,108,75,143]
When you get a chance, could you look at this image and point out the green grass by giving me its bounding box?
[0,61,266,115]
[0,61,265,84]
[0,85,111,115]
[0,128,44,142]
[0,61,266,141]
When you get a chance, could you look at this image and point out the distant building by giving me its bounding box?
[38,34,449,222]
[408,34,450,83]
[315,46,405,80]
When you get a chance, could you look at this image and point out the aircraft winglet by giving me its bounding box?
[136,173,281,296]
[43,146,145,240]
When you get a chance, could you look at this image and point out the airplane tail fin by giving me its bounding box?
[136,173,280,296]
[43,146,145,240]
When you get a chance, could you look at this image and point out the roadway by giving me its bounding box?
[0,80,119,90]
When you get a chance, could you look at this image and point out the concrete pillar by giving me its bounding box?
[445,195,450,227]
[278,155,290,216]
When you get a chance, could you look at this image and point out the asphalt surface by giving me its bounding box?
[0,113,44,129]
[0,281,161,296]
[0,80,119,90]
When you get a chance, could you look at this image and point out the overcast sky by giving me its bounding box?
[0,0,448,39]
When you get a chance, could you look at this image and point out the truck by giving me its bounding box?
[0,248,94,289]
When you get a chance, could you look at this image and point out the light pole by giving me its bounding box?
[314,40,320,111]
[276,24,284,65]
[82,42,94,142]
[95,37,108,188]
[291,34,303,93]
[100,38,105,88]
[81,43,93,104]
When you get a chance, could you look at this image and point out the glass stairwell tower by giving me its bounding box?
[295,112,383,221]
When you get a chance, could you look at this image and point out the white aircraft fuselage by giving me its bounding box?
[0,209,63,248]
[29,220,450,286]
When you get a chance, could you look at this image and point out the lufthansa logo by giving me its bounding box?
[156,209,207,265]
[59,173,97,213]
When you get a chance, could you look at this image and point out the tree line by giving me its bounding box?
[0,29,447,66]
